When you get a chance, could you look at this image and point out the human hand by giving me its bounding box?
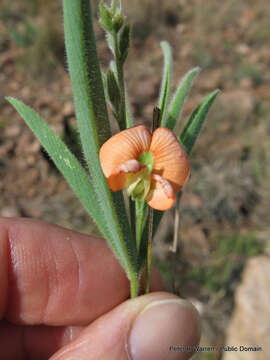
[0,217,200,359]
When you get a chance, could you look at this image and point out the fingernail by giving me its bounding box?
[128,299,200,360]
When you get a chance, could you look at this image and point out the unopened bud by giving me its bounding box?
[112,12,125,32]
[99,2,114,33]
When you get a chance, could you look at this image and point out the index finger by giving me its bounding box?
[0,218,130,326]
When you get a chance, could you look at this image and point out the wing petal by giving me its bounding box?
[100,125,151,178]
[150,127,190,193]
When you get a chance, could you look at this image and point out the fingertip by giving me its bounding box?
[50,292,200,360]
[128,295,201,360]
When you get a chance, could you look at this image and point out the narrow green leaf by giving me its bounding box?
[101,71,109,103]
[125,89,133,128]
[64,0,111,145]
[107,69,121,112]
[63,0,137,277]
[165,67,200,131]
[6,97,108,236]
[180,89,220,155]
[119,24,130,63]
[159,41,173,125]
[138,209,163,271]
[110,60,133,128]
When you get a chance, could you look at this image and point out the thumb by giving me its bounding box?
[50,292,200,360]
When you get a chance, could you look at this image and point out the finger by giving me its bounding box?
[0,272,163,360]
[1,217,129,325]
[0,320,83,360]
[50,292,201,360]
[0,217,159,326]
[140,265,164,292]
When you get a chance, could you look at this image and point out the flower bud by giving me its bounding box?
[99,2,114,33]
[112,12,125,32]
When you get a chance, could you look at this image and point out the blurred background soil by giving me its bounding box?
[0,0,269,358]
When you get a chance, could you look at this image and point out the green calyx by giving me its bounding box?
[138,151,154,172]
[127,152,154,201]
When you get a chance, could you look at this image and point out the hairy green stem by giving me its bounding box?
[129,198,136,232]
[136,200,147,251]
[170,193,182,293]
[130,272,140,298]
[144,107,161,293]
[145,207,154,294]
[113,31,128,130]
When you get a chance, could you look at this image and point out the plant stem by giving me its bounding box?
[130,271,140,298]
[144,107,161,294]
[145,206,154,293]
[136,200,147,250]
[129,198,136,235]
[170,192,182,294]
[113,31,128,130]
[112,29,134,252]
[171,192,182,252]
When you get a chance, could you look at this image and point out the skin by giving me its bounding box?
[0,217,200,359]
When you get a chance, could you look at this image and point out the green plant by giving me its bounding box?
[216,233,264,257]
[188,234,264,295]
[6,0,219,298]
[9,21,37,48]
[235,64,263,86]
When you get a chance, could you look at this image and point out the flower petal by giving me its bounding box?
[150,127,190,193]
[108,160,145,191]
[99,125,151,178]
[146,174,175,210]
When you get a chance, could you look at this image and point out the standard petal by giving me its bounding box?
[99,125,151,178]
[146,174,175,210]
[108,160,145,191]
[150,127,190,193]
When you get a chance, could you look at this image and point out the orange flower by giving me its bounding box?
[99,125,190,210]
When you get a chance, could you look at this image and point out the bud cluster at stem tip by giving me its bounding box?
[99,0,125,34]
[99,0,131,64]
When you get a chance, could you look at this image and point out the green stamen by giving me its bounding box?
[126,153,154,201]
